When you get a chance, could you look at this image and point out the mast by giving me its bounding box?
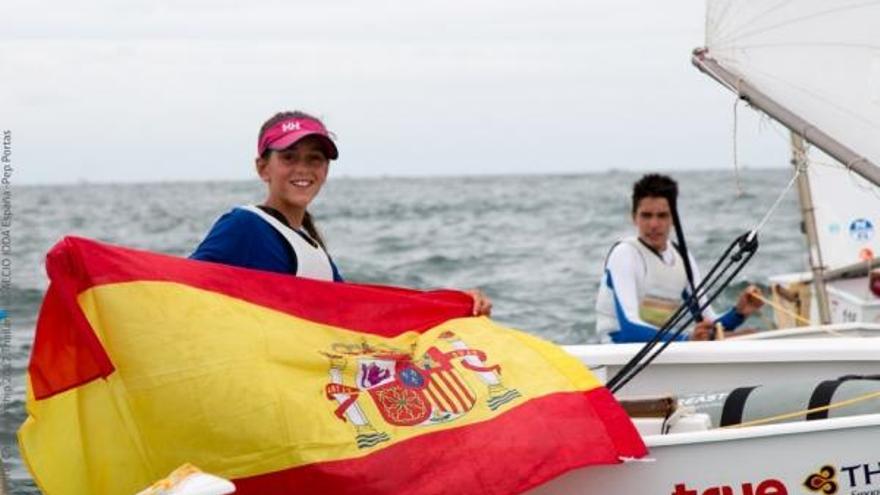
[692,49,880,189]
[790,133,831,324]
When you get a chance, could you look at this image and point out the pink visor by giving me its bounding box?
[257,117,339,159]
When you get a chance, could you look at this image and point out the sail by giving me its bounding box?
[705,0,880,270]
[705,0,880,168]
[805,147,880,268]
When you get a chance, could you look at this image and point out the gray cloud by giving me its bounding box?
[3,0,788,184]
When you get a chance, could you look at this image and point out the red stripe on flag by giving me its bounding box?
[46,236,472,334]
[28,284,115,399]
[31,237,474,400]
[232,389,647,495]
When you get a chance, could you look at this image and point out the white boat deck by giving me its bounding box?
[565,336,880,395]
[734,322,880,340]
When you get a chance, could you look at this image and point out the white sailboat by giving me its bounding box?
[697,0,880,338]
[761,140,880,334]
[532,1,880,492]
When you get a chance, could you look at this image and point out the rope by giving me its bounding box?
[747,290,844,336]
[749,165,802,240]
[732,98,744,197]
[749,290,811,326]
[751,293,844,337]
[721,390,880,429]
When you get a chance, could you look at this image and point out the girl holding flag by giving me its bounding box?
[191,110,492,316]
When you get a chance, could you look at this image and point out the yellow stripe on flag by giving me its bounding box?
[22,280,603,492]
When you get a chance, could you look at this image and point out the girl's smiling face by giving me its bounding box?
[256,136,329,226]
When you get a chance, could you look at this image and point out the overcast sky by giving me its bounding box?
[4,0,790,184]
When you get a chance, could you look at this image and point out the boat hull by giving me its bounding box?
[531,414,880,494]
[531,340,880,493]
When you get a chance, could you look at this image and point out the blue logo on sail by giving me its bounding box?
[849,218,874,242]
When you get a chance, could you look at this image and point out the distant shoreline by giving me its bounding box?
[17,166,791,188]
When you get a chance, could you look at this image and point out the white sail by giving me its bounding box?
[705,0,880,270]
[806,148,880,268]
[706,0,880,168]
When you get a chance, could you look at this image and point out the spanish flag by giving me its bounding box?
[20,237,646,494]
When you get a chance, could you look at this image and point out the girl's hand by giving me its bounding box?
[465,289,493,316]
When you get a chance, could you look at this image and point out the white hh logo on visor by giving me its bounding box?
[281,121,302,132]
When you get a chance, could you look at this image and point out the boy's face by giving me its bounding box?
[633,196,672,251]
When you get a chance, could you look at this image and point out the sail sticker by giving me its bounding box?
[848,218,874,242]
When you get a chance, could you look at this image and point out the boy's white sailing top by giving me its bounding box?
[595,237,733,343]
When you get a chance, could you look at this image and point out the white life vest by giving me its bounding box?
[239,205,335,281]
[595,237,689,332]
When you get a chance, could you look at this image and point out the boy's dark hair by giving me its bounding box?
[632,174,678,215]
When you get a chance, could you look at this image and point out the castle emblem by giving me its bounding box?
[324,331,521,448]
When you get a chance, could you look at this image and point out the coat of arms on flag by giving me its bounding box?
[325,331,522,448]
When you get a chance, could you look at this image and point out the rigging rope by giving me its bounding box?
[721,390,880,429]
[749,290,811,326]
[732,98,744,196]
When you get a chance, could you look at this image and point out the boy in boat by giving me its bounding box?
[594,174,762,343]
